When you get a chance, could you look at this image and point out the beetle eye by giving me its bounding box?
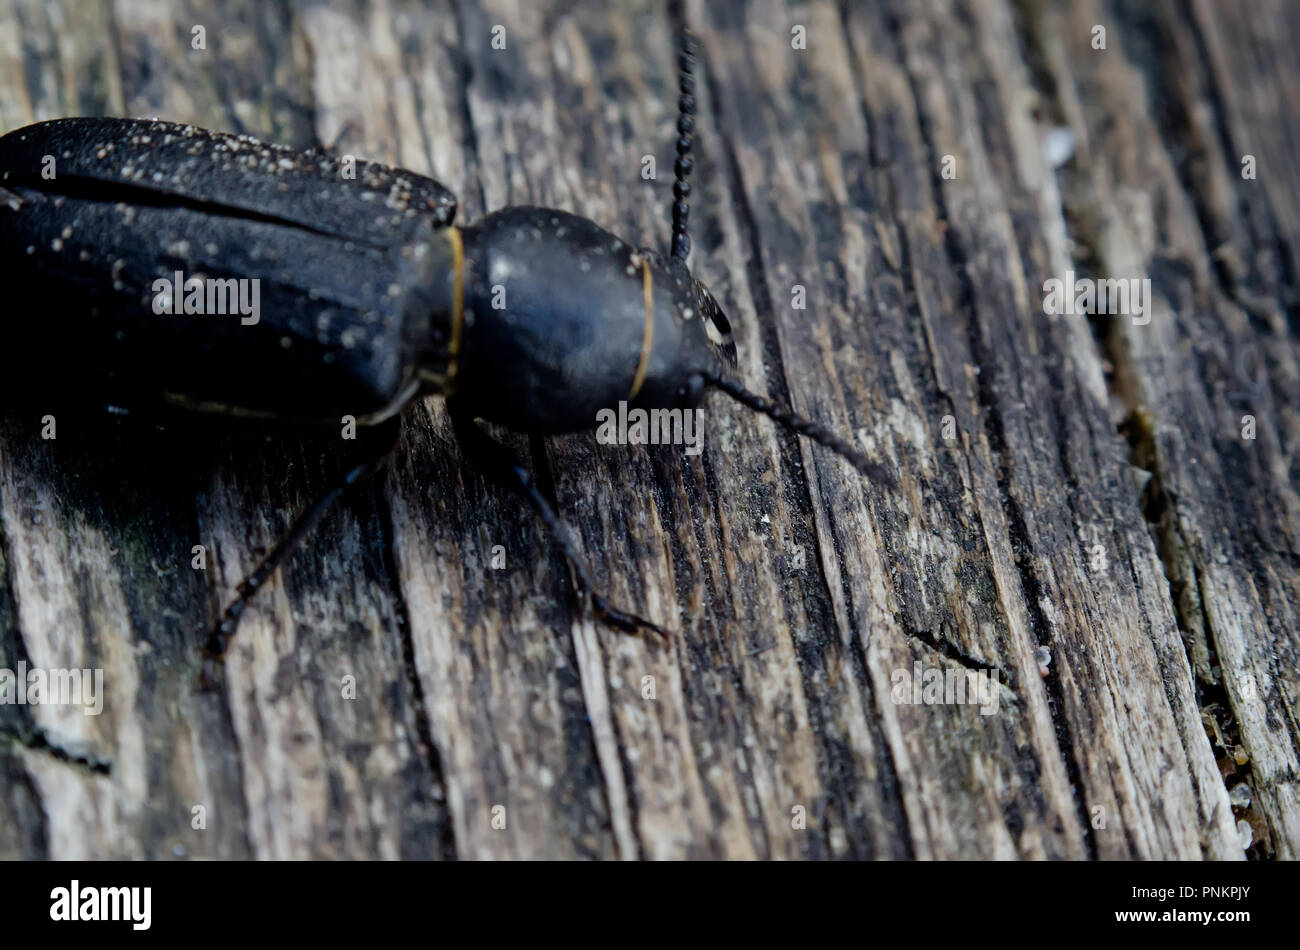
[704,313,729,347]
[706,307,731,337]
[692,278,732,345]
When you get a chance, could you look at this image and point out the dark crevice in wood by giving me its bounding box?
[404,61,441,197]
[638,382,793,851]
[192,452,256,861]
[529,432,641,859]
[0,725,112,776]
[1013,2,1223,857]
[889,7,1098,859]
[1092,2,1292,855]
[1014,0,1266,858]
[790,511,906,858]
[448,0,488,219]
[1125,415,1272,858]
[695,9,913,853]
[1184,560,1271,858]
[703,45,917,859]
[1180,0,1299,328]
[0,509,50,856]
[0,748,46,858]
[839,1,891,172]
[716,675,779,860]
[0,500,109,779]
[375,455,458,861]
[841,4,1012,711]
[102,3,125,115]
[899,617,1017,693]
[290,10,324,150]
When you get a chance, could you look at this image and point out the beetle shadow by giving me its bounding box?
[0,400,350,652]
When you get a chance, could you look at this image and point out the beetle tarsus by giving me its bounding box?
[451,403,671,646]
[590,591,674,644]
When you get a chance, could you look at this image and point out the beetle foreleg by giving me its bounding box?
[449,403,672,645]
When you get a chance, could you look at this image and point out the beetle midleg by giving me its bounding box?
[161,378,420,427]
[448,401,670,643]
[200,418,403,686]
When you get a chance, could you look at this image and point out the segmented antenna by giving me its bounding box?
[669,1,697,262]
[702,371,896,489]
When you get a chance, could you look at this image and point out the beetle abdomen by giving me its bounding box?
[0,118,457,423]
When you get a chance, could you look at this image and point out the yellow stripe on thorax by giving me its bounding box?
[628,256,654,400]
[446,225,466,383]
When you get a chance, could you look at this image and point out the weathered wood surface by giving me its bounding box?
[0,0,1295,860]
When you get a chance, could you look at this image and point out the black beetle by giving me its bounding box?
[0,21,886,678]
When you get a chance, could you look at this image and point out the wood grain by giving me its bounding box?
[0,0,1294,859]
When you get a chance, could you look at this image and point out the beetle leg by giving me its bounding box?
[449,402,672,645]
[200,418,402,687]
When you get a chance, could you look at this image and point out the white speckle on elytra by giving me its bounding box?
[280,336,293,348]
[61,226,73,239]
[51,238,62,251]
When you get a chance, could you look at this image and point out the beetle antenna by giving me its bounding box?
[668,1,697,262]
[702,371,895,489]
